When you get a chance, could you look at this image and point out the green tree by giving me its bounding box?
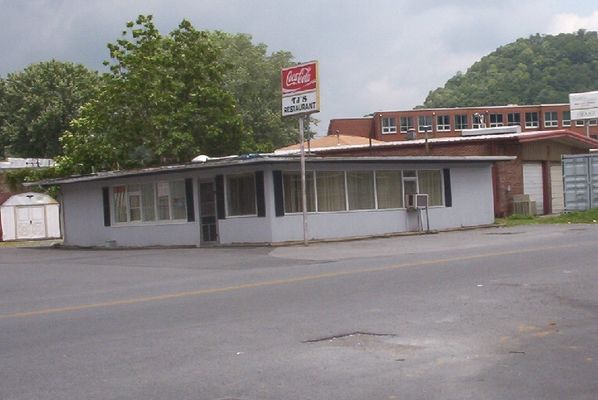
[59,15,249,174]
[209,32,300,151]
[0,60,99,158]
[423,30,598,108]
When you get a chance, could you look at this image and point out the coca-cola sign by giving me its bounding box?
[281,62,318,95]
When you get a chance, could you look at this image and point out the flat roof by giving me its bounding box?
[30,154,515,186]
[276,129,598,155]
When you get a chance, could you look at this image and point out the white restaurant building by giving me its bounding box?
[35,154,512,247]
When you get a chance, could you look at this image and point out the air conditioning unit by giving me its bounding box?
[406,193,429,210]
[512,194,537,216]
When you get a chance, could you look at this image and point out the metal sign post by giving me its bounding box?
[299,117,308,245]
[281,61,320,246]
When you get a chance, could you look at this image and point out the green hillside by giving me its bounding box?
[423,30,598,108]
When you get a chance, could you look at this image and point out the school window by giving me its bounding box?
[544,111,558,128]
[562,111,571,127]
[418,115,433,132]
[454,114,468,130]
[507,112,521,126]
[282,171,315,213]
[112,181,186,224]
[489,114,503,127]
[316,171,347,212]
[576,119,585,127]
[381,117,397,134]
[226,173,256,216]
[400,116,414,133]
[590,119,598,126]
[375,171,403,209]
[525,112,539,128]
[347,171,375,210]
[472,113,485,129]
[436,115,450,131]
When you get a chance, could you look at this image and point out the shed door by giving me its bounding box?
[16,206,47,239]
[550,164,564,214]
[523,163,544,214]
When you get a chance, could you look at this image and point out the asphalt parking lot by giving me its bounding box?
[1,224,597,399]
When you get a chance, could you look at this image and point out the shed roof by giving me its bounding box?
[1,192,58,206]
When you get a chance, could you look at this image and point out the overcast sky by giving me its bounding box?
[2,0,598,135]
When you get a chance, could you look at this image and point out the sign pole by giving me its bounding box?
[299,116,308,246]
[281,61,320,247]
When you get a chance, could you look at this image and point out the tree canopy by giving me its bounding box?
[57,16,303,175]
[0,60,99,158]
[423,30,598,108]
[58,16,250,174]
[209,32,300,151]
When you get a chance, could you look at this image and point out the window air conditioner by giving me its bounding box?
[406,193,429,210]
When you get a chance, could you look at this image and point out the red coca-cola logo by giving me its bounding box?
[281,63,317,94]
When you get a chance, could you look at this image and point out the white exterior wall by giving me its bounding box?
[270,163,494,243]
[61,174,200,247]
[58,161,496,247]
[0,206,16,240]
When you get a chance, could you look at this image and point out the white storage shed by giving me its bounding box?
[0,192,61,241]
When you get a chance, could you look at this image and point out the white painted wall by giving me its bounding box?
[61,175,200,247]
[269,163,494,243]
[58,161,496,247]
[0,206,15,240]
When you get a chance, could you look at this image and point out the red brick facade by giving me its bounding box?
[308,133,595,217]
[329,104,598,142]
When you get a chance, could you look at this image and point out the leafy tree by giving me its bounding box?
[0,60,99,158]
[423,30,598,108]
[59,15,249,174]
[209,32,301,151]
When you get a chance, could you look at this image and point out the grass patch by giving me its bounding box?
[497,209,598,226]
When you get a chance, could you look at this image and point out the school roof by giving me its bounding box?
[276,129,598,155]
[30,154,515,187]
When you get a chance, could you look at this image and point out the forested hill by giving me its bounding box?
[423,30,598,108]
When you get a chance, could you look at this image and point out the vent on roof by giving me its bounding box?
[461,126,521,137]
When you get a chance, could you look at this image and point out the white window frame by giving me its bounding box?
[489,114,503,127]
[544,111,558,128]
[454,114,468,130]
[417,115,433,133]
[472,113,485,129]
[436,115,450,132]
[281,168,447,215]
[400,116,414,133]
[525,112,539,128]
[282,171,316,214]
[562,111,571,127]
[112,180,187,225]
[507,112,520,126]
[381,117,397,134]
